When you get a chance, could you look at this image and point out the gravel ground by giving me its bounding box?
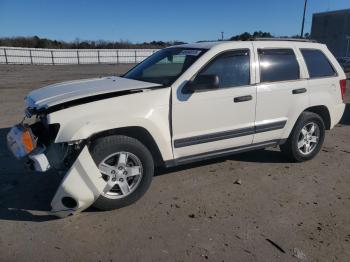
[0,65,349,262]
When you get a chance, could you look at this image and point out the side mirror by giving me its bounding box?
[186,74,220,92]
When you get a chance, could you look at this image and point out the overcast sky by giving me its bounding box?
[0,0,349,43]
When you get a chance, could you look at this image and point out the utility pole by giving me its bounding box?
[300,0,308,38]
[221,32,224,41]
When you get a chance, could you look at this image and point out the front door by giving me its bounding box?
[172,44,257,159]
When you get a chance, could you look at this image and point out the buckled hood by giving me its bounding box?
[25,76,162,110]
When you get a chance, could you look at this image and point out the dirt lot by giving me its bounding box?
[0,65,349,262]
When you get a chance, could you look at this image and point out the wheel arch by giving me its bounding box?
[88,126,165,167]
[303,105,331,130]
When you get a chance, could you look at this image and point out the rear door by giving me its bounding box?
[252,42,309,144]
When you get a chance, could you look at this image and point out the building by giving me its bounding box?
[311,9,350,58]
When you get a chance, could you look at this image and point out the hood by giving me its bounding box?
[25,76,162,110]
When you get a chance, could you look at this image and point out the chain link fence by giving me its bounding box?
[0,47,159,65]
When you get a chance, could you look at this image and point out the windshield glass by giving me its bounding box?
[123,48,207,86]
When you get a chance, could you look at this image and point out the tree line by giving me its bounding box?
[0,32,309,49]
[229,31,309,41]
[0,36,184,49]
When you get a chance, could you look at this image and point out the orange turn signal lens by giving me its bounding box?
[21,130,34,153]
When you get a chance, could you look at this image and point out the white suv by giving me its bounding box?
[7,39,347,217]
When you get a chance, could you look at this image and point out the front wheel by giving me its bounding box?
[90,135,154,211]
[280,112,325,162]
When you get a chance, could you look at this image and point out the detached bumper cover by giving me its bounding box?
[49,146,107,218]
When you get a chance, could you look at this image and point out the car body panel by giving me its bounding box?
[49,146,107,218]
[171,42,257,158]
[25,76,162,109]
[293,42,346,129]
[48,87,174,161]
[252,41,310,143]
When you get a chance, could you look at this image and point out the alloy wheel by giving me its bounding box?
[98,151,143,199]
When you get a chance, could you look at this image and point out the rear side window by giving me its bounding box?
[258,49,300,83]
[300,49,336,78]
[199,49,250,88]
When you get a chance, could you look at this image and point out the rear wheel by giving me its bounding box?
[280,112,325,162]
[90,135,154,211]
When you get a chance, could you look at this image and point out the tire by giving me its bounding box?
[90,135,154,211]
[280,112,325,162]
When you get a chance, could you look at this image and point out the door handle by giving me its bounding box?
[234,95,253,103]
[292,88,307,94]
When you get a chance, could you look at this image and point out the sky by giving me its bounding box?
[0,0,349,43]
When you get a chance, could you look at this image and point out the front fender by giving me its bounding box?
[47,88,173,161]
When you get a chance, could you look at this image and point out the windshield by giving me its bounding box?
[123,48,207,86]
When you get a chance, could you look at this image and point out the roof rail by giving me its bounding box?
[251,37,318,43]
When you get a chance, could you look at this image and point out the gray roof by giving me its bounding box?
[313,8,350,16]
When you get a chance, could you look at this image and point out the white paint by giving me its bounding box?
[49,146,107,218]
[26,76,162,109]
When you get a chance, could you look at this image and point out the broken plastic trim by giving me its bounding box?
[49,146,108,218]
[61,197,78,209]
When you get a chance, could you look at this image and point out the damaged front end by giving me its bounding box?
[49,146,107,218]
[6,76,167,218]
[7,112,107,218]
[7,115,61,172]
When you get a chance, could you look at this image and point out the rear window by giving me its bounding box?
[258,49,300,83]
[300,49,336,78]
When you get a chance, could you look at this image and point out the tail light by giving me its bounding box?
[340,79,346,101]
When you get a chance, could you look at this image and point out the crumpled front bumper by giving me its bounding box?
[49,146,107,218]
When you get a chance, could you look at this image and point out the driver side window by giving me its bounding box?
[199,49,251,88]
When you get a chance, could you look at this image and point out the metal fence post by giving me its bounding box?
[77,50,80,64]
[0,47,157,65]
[4,48,8,64]
[29,49,33,64]
[50,50,54,65]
